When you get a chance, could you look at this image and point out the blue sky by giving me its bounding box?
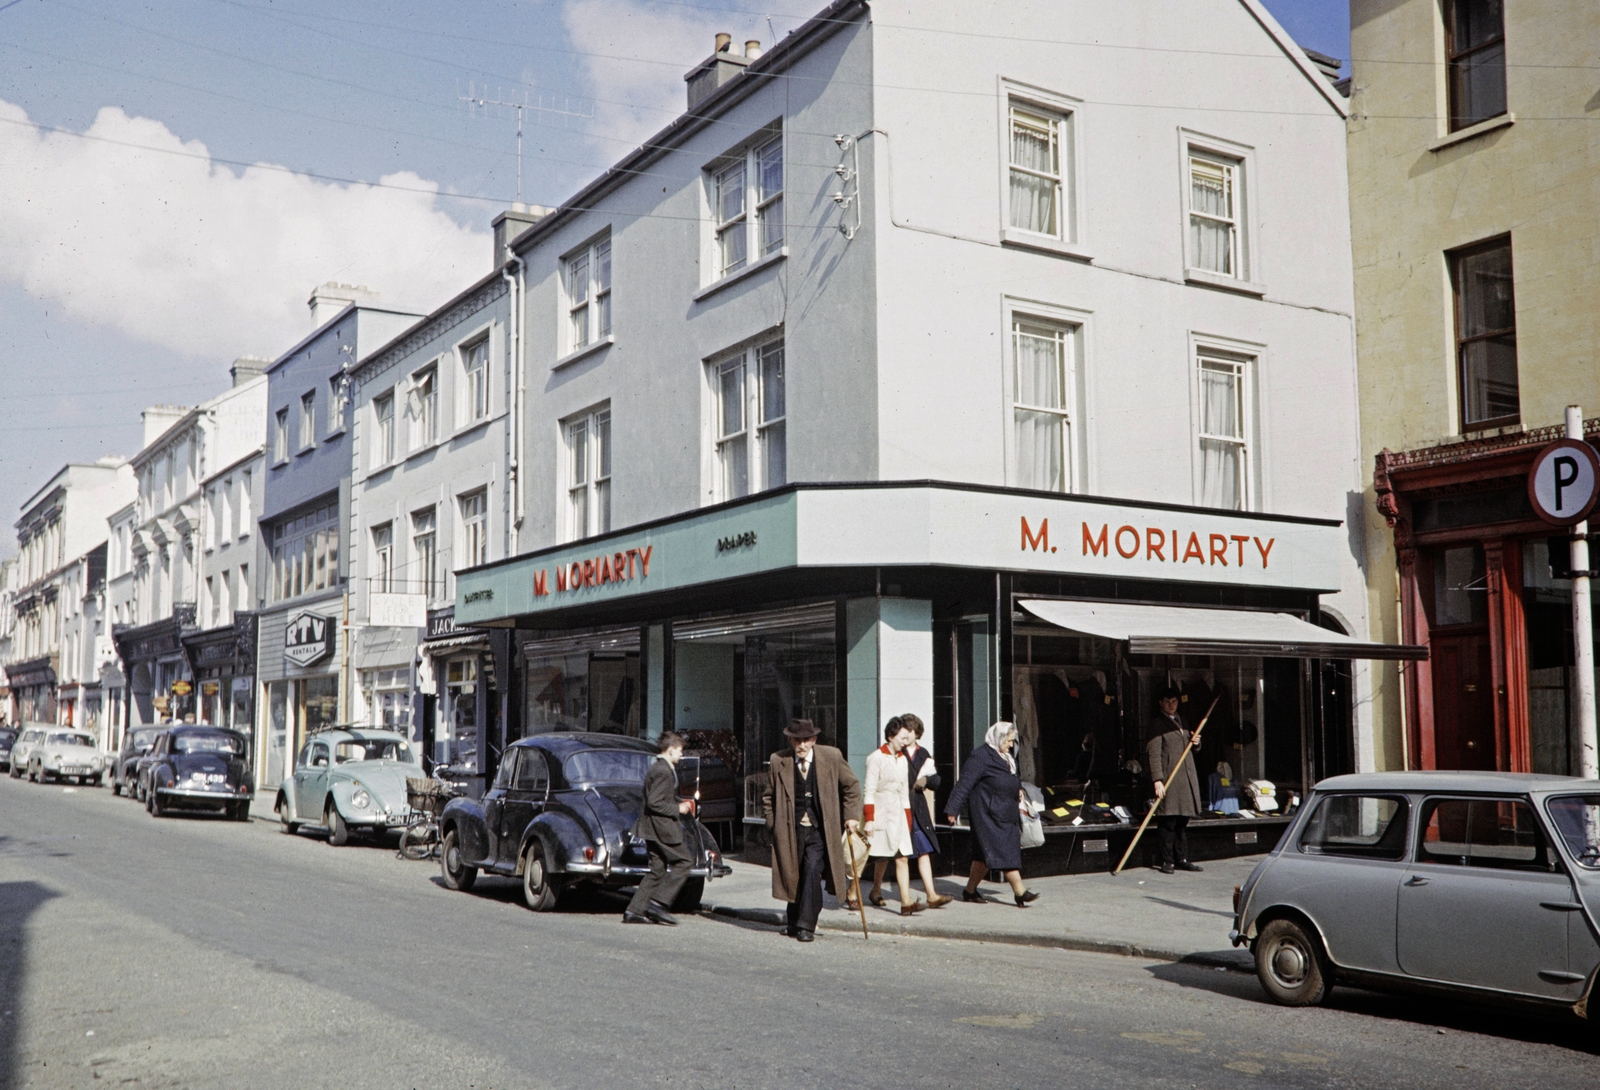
[0,0,1349,540]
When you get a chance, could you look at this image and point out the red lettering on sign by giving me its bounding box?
[534,570,549,596]
[1172,529,1178,563]
[1254,536,1275,567]
[1183,533,1205,563]
[638,545,653,577]
[1209,534,1229,566]
[1021,517,1049,552]
[1115,525,1140,558]
[599,555,614,584]
[1146,528,1166,561]
[614,552,627,581]
[569,562,583,590]
[1231,534,1250,567]
[556,566,569,592]
[1083,523,1108,557]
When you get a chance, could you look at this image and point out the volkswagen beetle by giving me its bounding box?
[1232,771,1600,1027]
[437,733,732,913]
[142,726,253,819]
[28,729,108,785]
[275,728,420,845]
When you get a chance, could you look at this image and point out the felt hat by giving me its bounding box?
[784,718,821,739]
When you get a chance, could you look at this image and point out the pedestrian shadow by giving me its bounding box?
[425,873,638,915]
[0,881,60,1090]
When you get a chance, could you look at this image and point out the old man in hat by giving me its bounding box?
[760,718,862,942]
[1147,686,1204,875]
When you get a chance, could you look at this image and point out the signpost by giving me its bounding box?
[1528,407,1600,780]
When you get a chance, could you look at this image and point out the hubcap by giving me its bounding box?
[527,857,544,889]
[1272,940,1307,985]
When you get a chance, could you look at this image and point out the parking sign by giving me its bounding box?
[1528,438,1600,526]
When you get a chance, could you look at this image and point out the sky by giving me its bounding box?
[0,0,1349,549]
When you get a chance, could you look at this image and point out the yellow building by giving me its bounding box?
[1351,0,1600,774]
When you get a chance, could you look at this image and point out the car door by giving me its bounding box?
[1540,793,1600,993]
[1397,796,1579,999]
[500,749,549,868]
[481,757,514,866]
[296,742,331,818]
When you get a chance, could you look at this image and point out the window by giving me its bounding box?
[240,470,252,535]
[711,134,783,281]
[459,490,488,569]
[1545,795,1600,869]
[711,341,785,501]
[513,748,549,795]
[461,338,489,423]
[360,667,413,733]
[409,367,438,448]
[273,409,289,463]
[1451,237,1518,431]
[371,523,394,594]
[564,237,612,353]
[1298,795,1409,860]
[239,562,249,608]
[1196,352,1253,511]
[564,405,612,541]
[268,503,339,603]
[206,575,217,625]
[373,391,395,467]
[1446,0,1506,132]
[219,568,232,623]
[411,507,438,599]
[1418,797,1554,871]
[328,376,348,434]
[1188,154,1241,277]
[299,391,316,451]
[1008,106,1064,238]
[1011,319,1075,493]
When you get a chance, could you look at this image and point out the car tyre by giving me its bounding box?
[148,786,165,818]
[521,840,559,912]
[440,828,477,892]
[1255,918,1330,1007]
[90,775,102,787]
[326,804,350,847]
[672,877,705,914]
[111,779,122,797]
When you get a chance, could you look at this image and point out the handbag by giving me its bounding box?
[840,827,871,879]
[1020,809,1045,850]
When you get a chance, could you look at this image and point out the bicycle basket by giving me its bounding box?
[406,777,458,817]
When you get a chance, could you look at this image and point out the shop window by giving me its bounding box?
[439,658,481,773]
[1446,0,1507,132]
[563,404,611,541]
[361,667,413,734]
[1196,351,1255,511]
[710,341,785,502]
[1430,544,1487,626]
[1451,237,1519,431]
[524,652,592,732]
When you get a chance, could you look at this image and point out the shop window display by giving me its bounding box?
[439,658,481,773]
[360,667,413,735]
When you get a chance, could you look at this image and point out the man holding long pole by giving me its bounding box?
[1146,688,1204,875]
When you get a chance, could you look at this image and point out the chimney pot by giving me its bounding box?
[715,32,731,52]
[745,40,762,59]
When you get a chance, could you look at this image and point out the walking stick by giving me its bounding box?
[846,829,870,940]
[1113,694,1221,876]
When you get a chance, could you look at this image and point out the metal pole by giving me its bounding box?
[1567,405,1598,780]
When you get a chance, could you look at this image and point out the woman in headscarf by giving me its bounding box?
[944,721,1040,907]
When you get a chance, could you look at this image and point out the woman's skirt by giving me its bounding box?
[912,825,937,858]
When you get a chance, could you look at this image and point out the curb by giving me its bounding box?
[703,903,1253,971]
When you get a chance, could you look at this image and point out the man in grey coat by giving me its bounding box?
[624,732,694,925]
[1146,688,1203,875]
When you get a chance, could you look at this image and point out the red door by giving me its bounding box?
[1430,632,1496,770]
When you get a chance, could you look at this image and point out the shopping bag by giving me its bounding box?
[1020,810,1045,849]
[840,828,872,879]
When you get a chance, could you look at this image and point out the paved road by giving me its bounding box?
[1,774,1595,1089]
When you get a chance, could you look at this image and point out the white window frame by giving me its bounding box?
[272,409,289,464]
[371,522,394,594]
[1178,130,1262,294]
[563,404,612,542]
[997,80,1086,258]
[706,338,786,503]
[408,365,439,450]
[411,506,438,601]
[1001,297,1089,495]
[372,391,396,468]
[327,376,348,436]
[1188,333,1265,512]
[459,335,491,425]
[459,488,489,570]
[562,234,612,357]
[299,391,316,452]
[705,129,785,287]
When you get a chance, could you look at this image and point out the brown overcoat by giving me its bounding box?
[760,744,863,903]
[1146,719,1202,817]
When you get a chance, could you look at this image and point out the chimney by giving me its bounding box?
[745,40,762,60]
[685,33,753,111]
[140,405,190,448]
[229,355,269,387]
[307,282,378,329]
[491,203,551,267]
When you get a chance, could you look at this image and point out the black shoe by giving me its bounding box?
[646,902,678,926]
[622,911,654,924]
[1157,862,1176,875]
[795,930,815,943]
[1014,889,1040,907]
[1175,861,1203,873]
[961,888,988,903]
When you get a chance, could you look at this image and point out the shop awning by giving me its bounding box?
[1018,599,1427,661]
[419,633,490,656]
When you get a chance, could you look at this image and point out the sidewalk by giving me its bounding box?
[701,856,1260,969]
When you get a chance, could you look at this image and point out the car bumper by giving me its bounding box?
[348,813,411,829]
[45,765,102,777]
[566,862,734,880]
[158,786,251,803]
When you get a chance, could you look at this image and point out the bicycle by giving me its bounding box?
[397,763,461,861]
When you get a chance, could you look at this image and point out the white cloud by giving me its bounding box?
[0,100,488,361]
[559,0,767,152]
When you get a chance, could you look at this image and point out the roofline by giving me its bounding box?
[17,461,126,522]
[1236,0,1349,119]
[351,264,509,383]
[265,301,425,378]
[200,446,266,488]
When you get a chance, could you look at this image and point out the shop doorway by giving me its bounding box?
[1430,632,1495,770]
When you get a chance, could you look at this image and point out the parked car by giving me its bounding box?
[7,726,47,779]
[131,731,170,802]
[27,729,108,785]
[275,728,421,845]
[0,727,16,772]
[437,733,733,913]
[141,726,253,819]
[1232,771,1600,1025]
[112,726,164,797]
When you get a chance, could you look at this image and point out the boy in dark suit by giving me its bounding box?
[624,732,695,925]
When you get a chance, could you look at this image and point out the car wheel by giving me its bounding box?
[90,775,102,787]
[1255,918,1330,1007]
[439,828,477,892]
[521,841,559,912]
[672,877,706,914]
[111,779,122,796]
[28,761,38,783]
[148,786,164,818]
[326,804,350,846]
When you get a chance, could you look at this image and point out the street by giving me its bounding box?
[0,775,1594,1089]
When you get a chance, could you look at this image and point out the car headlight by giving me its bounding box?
[351,789,371,810]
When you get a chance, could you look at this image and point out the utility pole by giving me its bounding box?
[1568,405,1598,780]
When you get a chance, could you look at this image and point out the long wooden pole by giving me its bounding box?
[846,831,870,939]
[1113,694,1221,876]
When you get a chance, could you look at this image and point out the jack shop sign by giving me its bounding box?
[455,485,1344,624]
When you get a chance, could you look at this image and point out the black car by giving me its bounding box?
[0,727,16,772]
[438,733,732,913]
[141,727,253,820]
[112,726,164,797]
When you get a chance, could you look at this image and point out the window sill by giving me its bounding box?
[552,335,615,373]
[404,437,445,464]
[271,457,290,468]
[1429,113,1514,153]
[1001,231,1092,262]
[694,249,787,302]
[296,445,316,458]
[450,416,496,443]
[324,426,346,440]
[1183,268,1267,298]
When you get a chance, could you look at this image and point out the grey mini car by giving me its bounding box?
[1232,771,1600,1023]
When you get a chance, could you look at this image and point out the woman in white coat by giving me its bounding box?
[864,719,925,915]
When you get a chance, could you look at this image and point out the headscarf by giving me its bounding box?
[985,720,1017,774]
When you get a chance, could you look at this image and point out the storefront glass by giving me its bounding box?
[200,680,223,726]
[231,677,253,734]
[439,658,481,773]
[525,653,590,732]
[266,681,289,786]
[1522,539,1600,776]
[360,667,413,734]
[304,675,338,735]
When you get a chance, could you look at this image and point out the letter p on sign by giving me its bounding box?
[1529,439,1600,527]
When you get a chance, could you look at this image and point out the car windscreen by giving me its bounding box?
[129,729,160,750]
[172,731,244,756]
[1544,795,1600,869]
[563,750,651,786]
[46,732,94,748]
[336,739,417,764]
[0,730,16,746]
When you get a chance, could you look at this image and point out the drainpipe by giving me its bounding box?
[501,248,525,553]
